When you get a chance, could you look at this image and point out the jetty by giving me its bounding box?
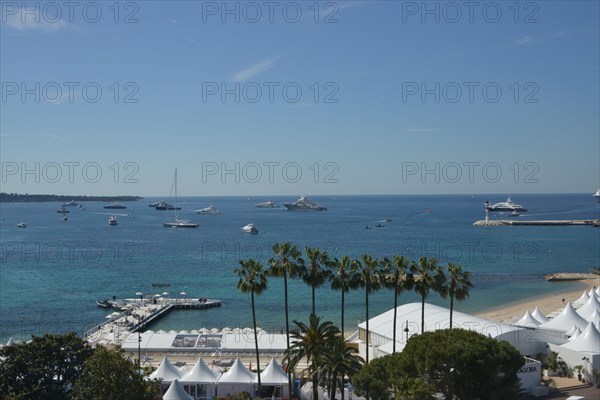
[544,272,600,281]
[473,219,599,227]
[84,297,221,346]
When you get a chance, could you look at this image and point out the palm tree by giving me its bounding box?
[268,242,302,400]
[355,254,383,365]
[329,256,359,338]
[410,256,447,334]
[234,258,267,394]
[317,336,364,400]
[446,263,473,329]
[299,247,332,315]
[381,256,413,353]
[285,314,340,400]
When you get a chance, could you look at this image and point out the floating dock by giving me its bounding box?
[85,297,222,345]
[473,219,600,227]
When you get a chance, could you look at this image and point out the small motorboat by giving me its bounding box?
[104,202,127,209]
[96,299,112,308]
[17,223,27,228]
[56,206,70,213]
[108,216,118,225]
[196,205,221,215]
[241,223,259,234]
[508,210,520,217]
[256,200,279,208]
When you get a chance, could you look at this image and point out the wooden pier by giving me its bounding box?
[85,298,222,345]
[473,219,600,227]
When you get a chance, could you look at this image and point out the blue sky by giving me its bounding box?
[1,0,598,196]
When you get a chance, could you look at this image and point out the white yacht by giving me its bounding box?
[241,223,259,234]
[163,169,199,228]
[108,216,118,225]
[17,223,27,228]
[283,196,327,211]
[485,196,527,212]
[256,200,279,208]
[63,200,79,207]
[594,188,600,202]
[196,205,221,215]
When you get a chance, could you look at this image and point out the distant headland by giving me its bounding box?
[0,193,143,203]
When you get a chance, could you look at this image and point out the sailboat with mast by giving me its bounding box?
[163,169,199,228]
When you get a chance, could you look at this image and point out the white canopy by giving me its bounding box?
[539,303,588,332]
[561,322,600,354]
[181,358,221,383]
[565,325,579,337]
[515,310,541,327]
[149,357,184,382]
[596,286,600,297]
[531,307,550,323]
[573,290,590,306]
[257,358,288,385]
[568,327,582,341]
[576,295,600,319]
[586,308,600,324]
[217,357,256,384]
[163,379,193,400]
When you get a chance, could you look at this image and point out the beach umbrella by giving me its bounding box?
[162,291,169,296]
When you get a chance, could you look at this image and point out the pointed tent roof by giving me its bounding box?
[586,308,600,324]
[576,295,600,319]
[181,358,221,383]
[573,290,590,306]
[565,325,579,337]
[149,356,184,381]
[595,286,600,297]
[256,358,288,385]
[568,327,582,341]
[515,310,541,327]
[5,337,14,346]
[531,307,550,323]
[562,322,600,354]
[217,357,255,384]
[588,288,597,298]
[539,303,588,332]
[163,379,193,400]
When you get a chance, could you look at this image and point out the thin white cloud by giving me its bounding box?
[169,19,179,24]
[516,36,541,46]
[233,56,280,81]
[553,29,566,38]
[3,8,67,32]
[404,128,439,133]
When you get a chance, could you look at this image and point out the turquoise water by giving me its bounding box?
[1,194,598,341]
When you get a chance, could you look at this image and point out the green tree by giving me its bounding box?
[71,346,155,400]
[380,256,413,353]
[329,255,359,338]
[285,314,340,400]
[355,254,383,364]
[299,247,332,315]
[398,329,524,400]
[268,241,302,400]
[0,333,93,400]
[317,336,364,400]
[410,256,448,333]
[446,263,473,329]
[351,356,393,400]
[235,258,268,394]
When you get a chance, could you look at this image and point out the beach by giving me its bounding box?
[475,276,600,323]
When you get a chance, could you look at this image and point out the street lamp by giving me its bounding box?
[404,320,409,342]
[138,331,142,368]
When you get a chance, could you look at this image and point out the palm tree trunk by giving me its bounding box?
[284,271,293,400]
[341,289,345,338]
[449,294,454,329]
[421,294,425,334]
[330,372,337,400]
[312,359,318,400]
[365,281,370,365]
[340,376,345,400]
[251,291,262,395]
[312,285,316,316]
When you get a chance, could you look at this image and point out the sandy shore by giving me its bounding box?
[475,276,600,323]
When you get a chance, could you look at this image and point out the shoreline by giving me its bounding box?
[474,276,600,323]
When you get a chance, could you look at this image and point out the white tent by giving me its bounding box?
[576,295,600,319]
[573,290,590,306]
[531,307,550,323]
[586,308,600,324]
[596,286,600,297]
[561,322,600,354]
[163,379,193,400]
[181,358,221,400]
[539,303,588,332]
[256,358,290,399]
[515,310,541,327]
[148,356,184,394]
[216,357,256,397]
[565,325,578,337]
[568,327,582,341]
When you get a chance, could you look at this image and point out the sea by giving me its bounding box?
[1,193,598,342]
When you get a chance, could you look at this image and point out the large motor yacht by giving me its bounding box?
[485,196,527,212]
[283,196,327,211]
[196,205,221,215]
[256,200,279,208]
[241,223,259,234]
